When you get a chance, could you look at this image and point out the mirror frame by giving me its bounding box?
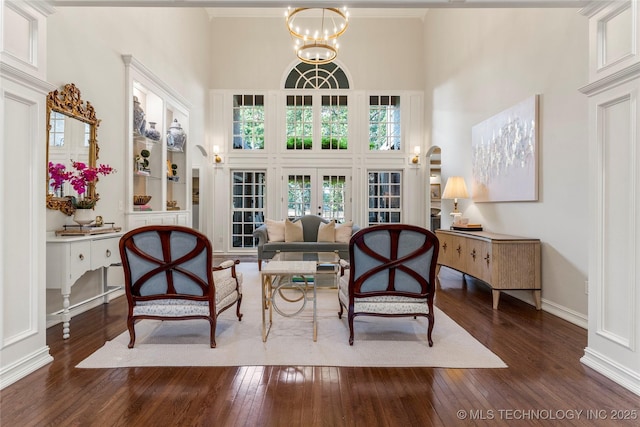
[46,83,101,215]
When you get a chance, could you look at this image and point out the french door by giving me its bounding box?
[284,169,351,222]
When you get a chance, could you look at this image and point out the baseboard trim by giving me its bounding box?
[581,347,640,397]
[541,299,588,329]
[441,268,588,328]
[0,346,53,390]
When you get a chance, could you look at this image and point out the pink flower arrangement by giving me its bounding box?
[48,161,115,207]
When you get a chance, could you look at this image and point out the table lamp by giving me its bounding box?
[442,176,469,224]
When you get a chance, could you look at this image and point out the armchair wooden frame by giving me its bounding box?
[338,224,439,346]
[119,225,242,348]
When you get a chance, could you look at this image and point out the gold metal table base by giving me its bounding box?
[260,256,338,343]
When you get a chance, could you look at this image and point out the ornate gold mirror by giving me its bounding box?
[46,83,100,215]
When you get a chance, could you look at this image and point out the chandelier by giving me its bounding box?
[285,6,349,65]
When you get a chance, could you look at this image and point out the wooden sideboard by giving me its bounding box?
[46,231,124,339]
[435,229,541,310]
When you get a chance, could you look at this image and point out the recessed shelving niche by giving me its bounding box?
[123,55,191,228]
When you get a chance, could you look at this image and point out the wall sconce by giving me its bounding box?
[213,145,222,164]
[411,146,421,164]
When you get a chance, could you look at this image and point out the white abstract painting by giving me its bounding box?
[471,95,539,202]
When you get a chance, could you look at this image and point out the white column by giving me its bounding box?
[580,0,640,396]
[0,0,55,389]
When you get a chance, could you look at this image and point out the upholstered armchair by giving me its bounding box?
[119,225,243,348]
[338,224,439,346]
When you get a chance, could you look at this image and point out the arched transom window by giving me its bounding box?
[284,62,350,152]
[284,62,350,90]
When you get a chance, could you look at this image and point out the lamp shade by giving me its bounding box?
[442,176,469,200]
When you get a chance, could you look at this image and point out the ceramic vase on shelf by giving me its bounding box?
[166,118,186,152]
[73,208,94,226]
[145,121,161,141]
[133,96,146,136]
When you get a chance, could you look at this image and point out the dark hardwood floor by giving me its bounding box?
[2,264,638,426]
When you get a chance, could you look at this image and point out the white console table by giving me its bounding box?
[46,231,124,339]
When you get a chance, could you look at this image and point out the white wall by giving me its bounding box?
[46,7,211,231]
[45,7,211,317]
[424,8,589,322]
[209,15,426,90]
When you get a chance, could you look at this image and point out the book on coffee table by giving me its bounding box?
[452,224,483,231]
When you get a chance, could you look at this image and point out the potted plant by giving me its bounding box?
[166,161,179,182]
[135,149,151,175]
[48,160,115,223]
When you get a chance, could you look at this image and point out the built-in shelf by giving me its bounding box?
[123,55,191,228]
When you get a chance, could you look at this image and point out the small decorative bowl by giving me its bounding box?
[166,200,177,208]
[133,195,152,205]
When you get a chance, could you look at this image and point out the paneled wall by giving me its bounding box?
[0,0,54,389]
[580,0,640,396]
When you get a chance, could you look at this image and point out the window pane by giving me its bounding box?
[285,63,350,89]
[233,94,265,150]
[231,171,266,248]
[321,95,348,150]
[286,96,313,150]
[321,174,346,222]
[367,171,402,226]
[369,95,401,151]
[287,174,311,218]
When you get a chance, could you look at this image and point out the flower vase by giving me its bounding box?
[166,118,186,152]
[133,96,146,136]
[145,121,161,141]
[73,208,94,226]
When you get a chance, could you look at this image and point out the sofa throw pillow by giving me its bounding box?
[285,218,304,242]
[335,221,353,243]
[265,219,285,242]
[317,220,336,242]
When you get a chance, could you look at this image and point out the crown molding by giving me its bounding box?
[48,0,591,10]
[0,61,56,93]
[579,62,640,96]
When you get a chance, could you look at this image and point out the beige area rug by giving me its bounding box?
[77,263,507,369]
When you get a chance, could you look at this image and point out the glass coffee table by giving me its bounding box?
[260,251,340,342]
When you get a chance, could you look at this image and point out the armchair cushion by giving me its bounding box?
[133,300,210,317]
[339,272,429,315]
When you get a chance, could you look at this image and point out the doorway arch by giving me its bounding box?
[426,146,441,230]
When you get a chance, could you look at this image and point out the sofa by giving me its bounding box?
[253,215,360,270]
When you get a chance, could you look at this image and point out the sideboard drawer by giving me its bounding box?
[91,237,121,270]
[69,241,91,282]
